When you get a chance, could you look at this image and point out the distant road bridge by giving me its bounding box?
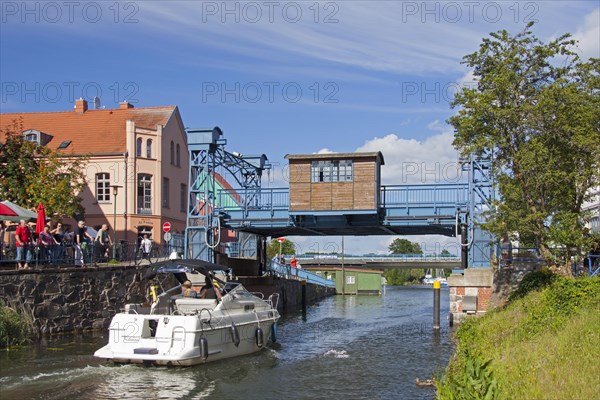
[294,255,461,270]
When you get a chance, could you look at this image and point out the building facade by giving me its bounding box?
[0,99,189,245]
[304,266,383,295]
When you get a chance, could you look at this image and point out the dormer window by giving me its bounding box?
[22,129,53,146]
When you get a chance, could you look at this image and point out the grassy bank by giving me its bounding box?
[0,301,31,348]
[437,273,600,399]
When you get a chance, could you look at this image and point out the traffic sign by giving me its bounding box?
[164,232,172,242]
[276,237,285,243]
[163,222,171,233]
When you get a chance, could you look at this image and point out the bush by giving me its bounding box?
[437,277,600,399]
[508,269,556,301]
[0,301,30,348]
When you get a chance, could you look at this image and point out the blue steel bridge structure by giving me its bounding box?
[184,128,495,269]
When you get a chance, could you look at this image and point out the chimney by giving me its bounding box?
[75,98,88,113]
[120,101,134,109]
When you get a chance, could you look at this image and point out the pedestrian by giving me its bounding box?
[74,221,92,266]
[38,225,57,264]
[51,222,65,263]
[95,224,113,259]
[139,234,152,261]
[290,256,298,268]
[15,219,32,270]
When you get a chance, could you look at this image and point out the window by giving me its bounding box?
[310,160,353,182]
[136,138,142,157]
[176,143,181,166]
[146,139,152,158]
[162,177,170,208]
[57,140,71,149]
[333,160,353,182]
[311,161,331,182]
[180,183,187,212]
[22,129,52,146]
[346,275,356,285]
[170,141,175,165]
[137,174,152,214]
[96,173,110,202]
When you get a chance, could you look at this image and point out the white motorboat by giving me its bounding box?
[94,260,280,366]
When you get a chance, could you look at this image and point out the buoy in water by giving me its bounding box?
[199,337,209,360]
[270,323,277,343]
[255,327,264,348]
[230,324,240,347]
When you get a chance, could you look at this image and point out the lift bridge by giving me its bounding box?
[184,128,495,269]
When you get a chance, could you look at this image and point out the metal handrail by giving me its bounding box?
[268,260,335,288]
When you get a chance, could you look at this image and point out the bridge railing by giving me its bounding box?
[217,184,469,214]
[380,184,468,208]
[294,254,461,262]
[216,187,289,213]
[268,260,336,288]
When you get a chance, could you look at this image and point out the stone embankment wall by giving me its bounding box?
[237,275,335,312]
[0,267,334,337]
[0,266,175,336]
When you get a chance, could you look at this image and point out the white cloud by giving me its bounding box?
[356,128,462,184]
[572,8,600,61]
[315,148,335,154]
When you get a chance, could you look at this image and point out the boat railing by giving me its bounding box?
[251,292,265,299]
[267,293,280,310]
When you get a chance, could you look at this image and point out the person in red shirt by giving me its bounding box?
[15,219,32,270]
[290,256,298,268]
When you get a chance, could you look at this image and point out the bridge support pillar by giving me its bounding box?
[447,269,493,325]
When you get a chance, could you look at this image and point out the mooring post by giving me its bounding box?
[301,280,307,310]
[433,280,441,330]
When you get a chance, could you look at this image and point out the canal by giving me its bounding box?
[0,286,453,399]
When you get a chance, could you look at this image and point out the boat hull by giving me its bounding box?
[94,312,278,366]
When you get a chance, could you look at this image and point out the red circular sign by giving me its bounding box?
[276,237,285,243]
[163,222,171,233]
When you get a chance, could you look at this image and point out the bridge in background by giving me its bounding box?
[184,128,495,269]
[292,254,461,270]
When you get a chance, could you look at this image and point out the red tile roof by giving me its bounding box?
[0,105,177,154]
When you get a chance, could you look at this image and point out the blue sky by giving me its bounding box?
[1,1,598,254]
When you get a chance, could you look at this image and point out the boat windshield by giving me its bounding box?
[227,284,253,298]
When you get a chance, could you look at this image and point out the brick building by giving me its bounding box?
[0,99,189,245]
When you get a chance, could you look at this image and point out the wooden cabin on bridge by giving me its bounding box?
[285,152,384,213]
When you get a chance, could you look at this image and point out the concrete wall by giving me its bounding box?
[0,267,176,336]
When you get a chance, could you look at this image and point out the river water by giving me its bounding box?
[0,286,453,400]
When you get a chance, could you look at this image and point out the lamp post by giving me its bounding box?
[110,185,122,260]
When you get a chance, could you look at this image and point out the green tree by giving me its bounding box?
[0,119,89,219]
[440,249,454,257]
[267,238,296,259]
[449,23,600,273]
[389,238,423,255]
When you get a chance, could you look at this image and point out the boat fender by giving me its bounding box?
[199,337,209,360]
[230,324,240,347]
[270,323,277,343]
[255,327,264,348]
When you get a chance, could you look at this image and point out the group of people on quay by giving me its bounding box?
[0,219,154,270]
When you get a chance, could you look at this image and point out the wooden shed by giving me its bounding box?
[285,152,384,213]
